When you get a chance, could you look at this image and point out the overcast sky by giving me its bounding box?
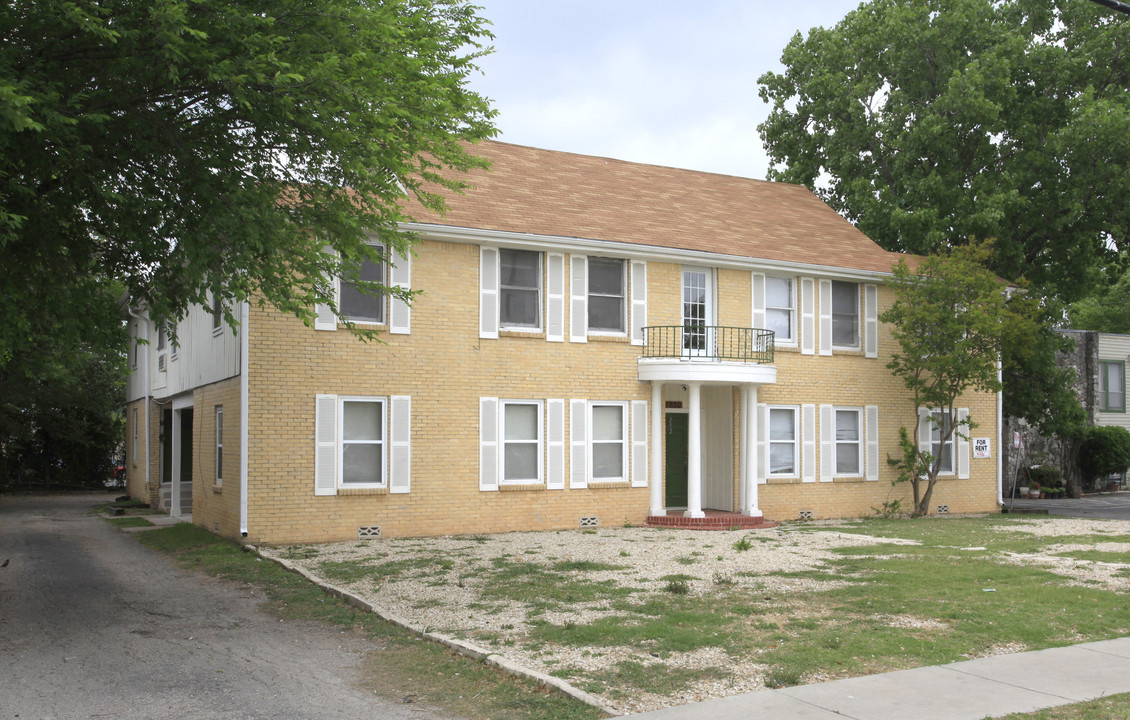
[467,1,863,181]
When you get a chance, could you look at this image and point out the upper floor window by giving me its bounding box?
[1100,361,1125,412]
[587,258,626,333]
[211,294,223,333]
[766,277,794,343]
[831,281,859,348]
[500,249,541,329]
[930,409,955,474]
[340,250,386,325]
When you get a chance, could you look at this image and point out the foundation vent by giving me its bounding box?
[357,525,382,539]
[213,521,220,532]
[798,510,815,520]
[579,516,600,529]
[936,505,950,515]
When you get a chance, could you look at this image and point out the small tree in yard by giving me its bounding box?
[882,242,1039,516]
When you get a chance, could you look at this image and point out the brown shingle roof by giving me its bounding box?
[410,141,904,275]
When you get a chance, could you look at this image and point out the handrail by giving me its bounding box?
[641,326,775,363]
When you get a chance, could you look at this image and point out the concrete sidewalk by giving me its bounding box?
[631,637,1130,719]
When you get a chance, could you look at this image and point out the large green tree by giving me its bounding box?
[757,0,1129,302]
[1,0,496,372]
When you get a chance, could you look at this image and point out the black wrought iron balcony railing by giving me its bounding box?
[641,326,775,363]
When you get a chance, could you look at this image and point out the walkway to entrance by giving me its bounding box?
[646,509,778,530]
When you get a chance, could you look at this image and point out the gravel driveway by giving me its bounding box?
[0,493,458,720]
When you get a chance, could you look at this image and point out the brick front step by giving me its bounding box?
[646,512,778,531]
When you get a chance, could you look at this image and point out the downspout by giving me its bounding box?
[240,300,250,537]
[127,307,152,496]
[997,359,1003,507]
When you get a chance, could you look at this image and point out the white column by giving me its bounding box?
[649,382,664,516]
[744,385,763,517]
[738,386,748,513]
[685,382,705,518]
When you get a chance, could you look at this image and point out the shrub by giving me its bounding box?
[1026,465,1063,489]
[1078,426,1130,484]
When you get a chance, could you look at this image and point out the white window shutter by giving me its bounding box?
[866,405,879,481]
[819,279,833,356]
[630,260,647,346]
[570,256,588,343]
[751,273,766,332]
[864,284,878,358]
[802,404,816,482]
[757,403,769,484]
[479,397,499,491]
[547,399,565,489]
[314,247,338,331]
[801,278,815,355]
[314,394,338,495]
[546,253,565,342]
[570,399,588,488]
[479,247,499,339]
[389,251,411,335]
[957,408,970,479]
[631,400,648,487]
[819,404,834,482]
[389,396,411,493]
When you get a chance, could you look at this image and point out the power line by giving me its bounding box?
[1089,0,1130,15]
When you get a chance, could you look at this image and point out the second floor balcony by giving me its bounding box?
[638,325,777,385]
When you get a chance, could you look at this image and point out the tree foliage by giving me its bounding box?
[1068,263,1130,334]
[881,242,1042,516]
[757,0,1129,303]
[1078,425,1130,486]
[0,0,496,370]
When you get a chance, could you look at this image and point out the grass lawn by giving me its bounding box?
[992,692,1130,719]
[134,524,605,720]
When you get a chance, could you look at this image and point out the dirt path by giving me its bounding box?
[0,493,457,720]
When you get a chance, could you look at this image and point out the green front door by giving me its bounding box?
[665,413,689,508]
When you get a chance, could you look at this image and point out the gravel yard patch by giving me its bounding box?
[262,517,1130,715]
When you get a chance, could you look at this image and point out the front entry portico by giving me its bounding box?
[639,327,777,525]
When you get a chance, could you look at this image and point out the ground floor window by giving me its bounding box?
[590,402,627,482]
[502,400,542,484]
[930,409,955,475]
[768,406,798,476]
[835,408,862,476]
[341,397,386,487]
[214,406,223,485]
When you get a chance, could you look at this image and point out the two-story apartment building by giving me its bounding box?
[124,141,1002,544]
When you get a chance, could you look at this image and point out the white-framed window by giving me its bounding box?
[214,405,224,485]
[169,321,178,361]
[766,277,795,343]
[340,397,387,487]
[831,281,859,349]
[590,402,627,482]
[587,257,626,334]
[501,400,543,484]
[500,248,541,329]
[768,406,799,476]
[930,409,955,475]
[340,247,386,325]
[834,407,862,476]
[1100,361,1125,412]
[132,408,139,464]
[156,324,167,372]
[211,294,223,334]
[682,267,712,353]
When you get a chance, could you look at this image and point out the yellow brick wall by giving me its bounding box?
[189,377,243,538]
[124,398,162,508]
[238,239,999,544]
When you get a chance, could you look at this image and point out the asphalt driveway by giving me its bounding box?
[0,493,456,720]
[1005,491,1130,520]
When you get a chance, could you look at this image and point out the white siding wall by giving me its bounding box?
[125,303,241,401]
[1097,333,1130,432]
